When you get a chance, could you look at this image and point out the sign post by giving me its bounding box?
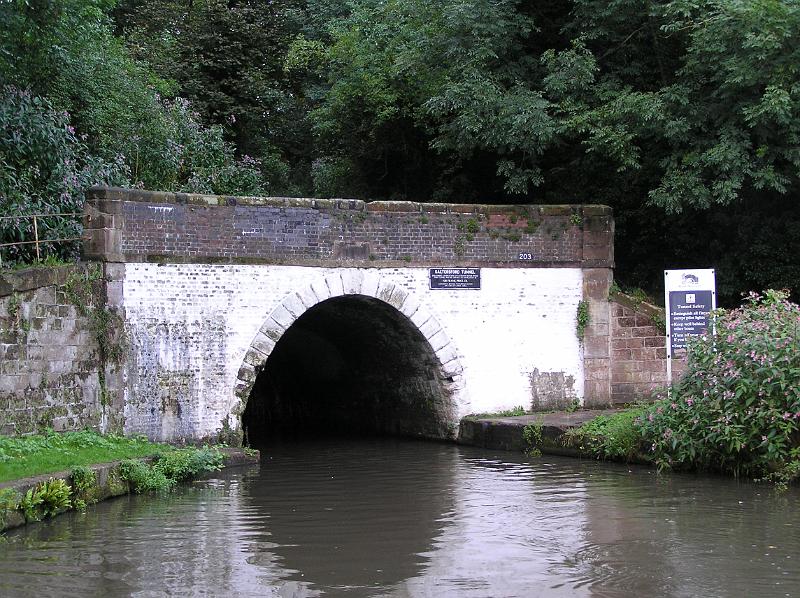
[664,269,716,386]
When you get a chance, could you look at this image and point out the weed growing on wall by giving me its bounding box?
[0,489,20,528]
[453,236,466,256]
[576,300,590,339]
[523,420,544,457]
[637,290,800,482]
[118,459,174,493]
[63,265,127,413]
[19,478,72,521]
[70,465,98,509]
[119,447,223,494]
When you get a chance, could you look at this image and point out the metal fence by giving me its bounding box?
[0,213,84,267]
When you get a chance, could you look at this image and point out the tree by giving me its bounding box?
[114,0,307,193]
[0,87,128,263]
[0,0,266,196]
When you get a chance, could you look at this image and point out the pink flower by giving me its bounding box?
[687,399,694,406]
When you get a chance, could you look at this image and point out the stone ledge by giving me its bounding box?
[458,411,653,464]
[86,186,612,218]
[0,264,86,298]
[610,291,665,323]
[459,410,617,453]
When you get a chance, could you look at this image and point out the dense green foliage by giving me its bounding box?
[19,478,72,520]
[0,87,128,262]
[565,407,647,461]
[118,447,223,493]
[0,0,265,265]
[0,429,168,482]
[637,290,800,482]
[1,0,799,299]
[0,429,224,523]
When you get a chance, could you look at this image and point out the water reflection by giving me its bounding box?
[236,438,457,593]
[0,440,798,597]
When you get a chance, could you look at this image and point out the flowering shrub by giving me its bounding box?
[637,290,800,481]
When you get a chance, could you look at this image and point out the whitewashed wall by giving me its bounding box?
[121,263,584,441]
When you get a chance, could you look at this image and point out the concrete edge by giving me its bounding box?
[0,447,259,532]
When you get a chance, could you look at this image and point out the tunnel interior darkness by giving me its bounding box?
[241,295,454,444]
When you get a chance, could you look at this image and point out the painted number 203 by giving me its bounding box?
[518,253,533,260]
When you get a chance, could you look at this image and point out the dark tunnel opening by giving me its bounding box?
[241,295,454,445]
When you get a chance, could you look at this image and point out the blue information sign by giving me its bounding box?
[668,290,713,352]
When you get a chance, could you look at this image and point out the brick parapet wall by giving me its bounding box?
[0,264,123,435]
[610,292,686,404]
[83,187,613,268]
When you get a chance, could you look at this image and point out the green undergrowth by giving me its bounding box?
[0,429,171,483]
[566,291,800,490]
[119,447,223,493]
[466,406,528,419]
[564,407,648,461]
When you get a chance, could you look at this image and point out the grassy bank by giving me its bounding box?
[0,429,174,483]
[0,430,233,530]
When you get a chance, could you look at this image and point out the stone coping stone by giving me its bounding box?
[609,290,665,322]
[0,264,84,298]
[86,185,612,216]
[0,447,259,532]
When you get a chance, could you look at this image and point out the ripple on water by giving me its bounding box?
[1,439,799,597]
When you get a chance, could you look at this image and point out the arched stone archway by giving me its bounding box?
[232,271,468,441]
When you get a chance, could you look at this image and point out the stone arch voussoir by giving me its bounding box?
[232,270,469,429]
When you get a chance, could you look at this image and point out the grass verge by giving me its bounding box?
[0,429,171,483]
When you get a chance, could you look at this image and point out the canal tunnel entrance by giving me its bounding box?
[242,295,455,445]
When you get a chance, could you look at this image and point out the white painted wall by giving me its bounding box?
[121,263,584,440]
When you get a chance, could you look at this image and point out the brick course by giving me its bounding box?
[83,187,613,268]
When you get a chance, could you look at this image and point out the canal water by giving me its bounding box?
[1,438,799,597]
